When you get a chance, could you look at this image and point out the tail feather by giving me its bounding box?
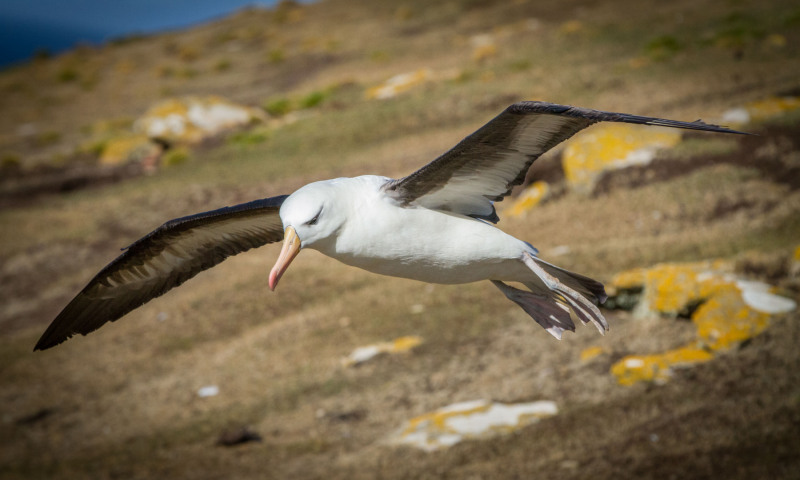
[534,258,608,304]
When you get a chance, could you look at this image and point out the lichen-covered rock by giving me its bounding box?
[134,96,265,144]
[609,260,735,317]
[579,346,608,363]
[365,69,431,100]
[608,261,796,386]
[390,399,557,451]
[611,346,714,386]
[99,134,162,166]
[504,181,549,217]
[562,124,681,194]
[342,336,422,367]
[721,96,800,125]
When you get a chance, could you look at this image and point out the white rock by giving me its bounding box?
[721,107,750,125]
[197,385,219,398]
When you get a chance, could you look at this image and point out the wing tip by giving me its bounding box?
[33,335,62,352]
[507,100,752,136]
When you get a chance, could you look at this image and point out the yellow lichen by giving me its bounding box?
[611,345,713,386]
[610,268,647,291]
[610,261,736,315]
[365,69,431,100]
[562,124,682,194]
[403,400,490,437]
[99,134,160,166]
[342,336,423,367]
[389,336,423,352]
[693,291,770,351]
[609,260,793,386]
[580,346,607,362]
[135,96,264,144]
[504,181,549,217]
[394,400,558,451]
[745,96,800,121]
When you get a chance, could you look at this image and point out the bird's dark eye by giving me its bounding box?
[305,209,322,226]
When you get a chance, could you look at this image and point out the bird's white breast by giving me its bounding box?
[310,176,531,284]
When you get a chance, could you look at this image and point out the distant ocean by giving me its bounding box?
[0,0,291,70]
[0,16,110,68]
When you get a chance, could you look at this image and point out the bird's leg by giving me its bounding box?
[520,252,608,335]
[491,280,575,340]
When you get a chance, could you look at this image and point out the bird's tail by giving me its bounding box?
[492,252,608,339]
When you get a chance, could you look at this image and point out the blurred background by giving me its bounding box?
[1,0,798,478]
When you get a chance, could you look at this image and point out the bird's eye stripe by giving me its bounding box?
[306,209,322,226]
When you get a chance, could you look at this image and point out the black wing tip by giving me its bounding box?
[33,334,66,351]
[506,100,751,135]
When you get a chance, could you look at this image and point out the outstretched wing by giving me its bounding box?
[35,195,289,350]
[382,101,745,222]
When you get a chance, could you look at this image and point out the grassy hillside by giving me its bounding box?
[1,0,799,478]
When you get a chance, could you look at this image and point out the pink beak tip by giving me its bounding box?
[268,269,278,291]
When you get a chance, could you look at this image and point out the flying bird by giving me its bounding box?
[34,101,743,351]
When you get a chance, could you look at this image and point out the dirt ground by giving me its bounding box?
[1,0,799,479]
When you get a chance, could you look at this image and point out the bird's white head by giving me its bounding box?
[269,180,347,291]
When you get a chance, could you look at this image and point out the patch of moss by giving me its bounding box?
[267,48,285,63]
[56,66,79,83]
[507,58,532,72]
[228,129,270,147]
[1,153,21,171]
[162,147,190,167]
[709,12,766,49]
[263,97,291,117]
[644,35,683,61]
[214,58,232,72]
[299,90,328,109]
[35,130,61,146]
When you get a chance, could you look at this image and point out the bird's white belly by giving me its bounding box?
[321,203,531,284]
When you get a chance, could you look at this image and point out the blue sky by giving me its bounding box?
[0,0,280,66]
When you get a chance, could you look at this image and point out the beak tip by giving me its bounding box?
[268,270,278,291]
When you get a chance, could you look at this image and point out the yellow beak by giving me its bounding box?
[269,226,301,291]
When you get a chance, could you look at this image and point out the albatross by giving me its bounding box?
[34,101,742,351]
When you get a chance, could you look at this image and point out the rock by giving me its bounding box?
[562,124,681,195]
[99,134,162,166]
[365,70,431,100]
[197,385,220,398]
[608,261,796,386]
[611,346,714,386]
[720,96,800,126]
[390,399,558,451]
[579,346,608,363]
[134,96,265,144]
[217,427,262,446]
[504,181,549,217]
[341,336,423,367]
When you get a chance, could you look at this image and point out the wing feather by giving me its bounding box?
[383,101,746,222]
[34,195,288,350]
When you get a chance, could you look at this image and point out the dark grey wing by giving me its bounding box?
[382,101,746,222]
[34,195,289,350]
